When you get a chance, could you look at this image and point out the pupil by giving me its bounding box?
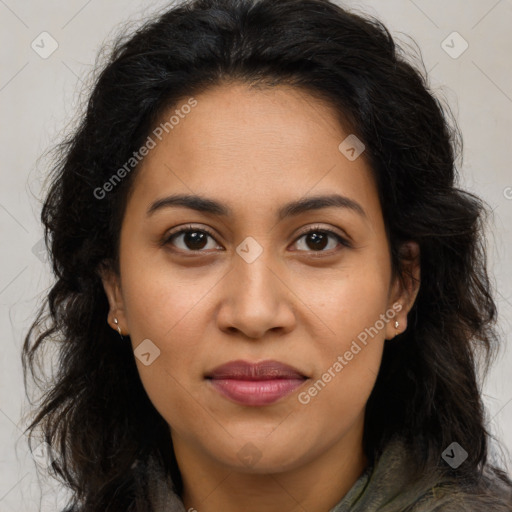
[307,232,327,251]
[185,231,207,250]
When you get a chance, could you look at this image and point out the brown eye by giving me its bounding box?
[292,227,351,253]
[163,225,222,252]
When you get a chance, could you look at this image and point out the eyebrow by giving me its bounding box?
[147,193,367,220]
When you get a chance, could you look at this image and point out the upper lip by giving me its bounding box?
[206,360,307,380]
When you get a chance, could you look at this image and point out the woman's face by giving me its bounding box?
[102,83,419,473]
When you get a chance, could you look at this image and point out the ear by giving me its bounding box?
[385,241,420,340]
[97,261,129,337]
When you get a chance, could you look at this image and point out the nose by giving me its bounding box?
[215,249,297,340]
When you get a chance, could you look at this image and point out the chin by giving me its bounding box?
[204,435,312,474]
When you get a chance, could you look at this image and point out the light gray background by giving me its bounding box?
[1,0,511,510]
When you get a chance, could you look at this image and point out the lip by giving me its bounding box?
[206,359,308,406]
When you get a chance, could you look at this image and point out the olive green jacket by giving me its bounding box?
[143,438,512,511]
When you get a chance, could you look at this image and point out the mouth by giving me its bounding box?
[205,359,309,406]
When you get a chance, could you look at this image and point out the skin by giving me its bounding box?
[101,82,420,512]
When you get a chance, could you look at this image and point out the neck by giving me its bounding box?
[172,415,368,512]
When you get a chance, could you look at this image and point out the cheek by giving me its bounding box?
[120,250,215,342]
[304,253,391,346]
[124,281,209,384]
[119,255,216,427]
[298,256,390,409]
[297,281,388,430]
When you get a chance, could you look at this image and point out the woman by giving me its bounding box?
[23,0,512,510]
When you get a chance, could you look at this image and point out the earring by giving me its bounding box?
[113,317,124,340]
[394,320,399,337]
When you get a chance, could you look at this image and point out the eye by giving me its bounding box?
[291,225,351,253]
[162,224,222,253]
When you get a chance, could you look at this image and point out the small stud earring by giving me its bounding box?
[394,321,399,329]
[113,317,124,340]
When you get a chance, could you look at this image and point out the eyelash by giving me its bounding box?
[161,224,351,255]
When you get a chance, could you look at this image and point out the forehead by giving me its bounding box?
[127,83,381,225]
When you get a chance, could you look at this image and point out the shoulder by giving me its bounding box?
[408,470,512,512]
[362,437,512,512]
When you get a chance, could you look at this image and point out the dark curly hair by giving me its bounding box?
[23,0,512,510]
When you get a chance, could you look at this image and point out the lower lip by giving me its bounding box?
[208,378,306,406]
